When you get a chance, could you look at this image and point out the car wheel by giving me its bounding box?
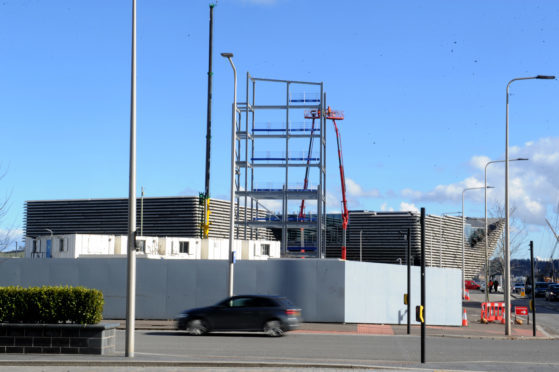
[263,320,284,337]
[186,319,207,336]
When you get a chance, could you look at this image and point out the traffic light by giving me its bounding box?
[416,305,424,323]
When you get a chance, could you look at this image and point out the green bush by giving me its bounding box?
[0,286,104,324]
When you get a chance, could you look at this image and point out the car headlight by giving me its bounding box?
[176,313,189,319]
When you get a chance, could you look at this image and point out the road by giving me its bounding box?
[2,292,559,371]
[109,329,559,371]
[512,293,559,337]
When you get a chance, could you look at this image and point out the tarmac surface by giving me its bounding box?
[1,290,557,371]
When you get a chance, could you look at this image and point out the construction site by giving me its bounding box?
[23,71,504,279]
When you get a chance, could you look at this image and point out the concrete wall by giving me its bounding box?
[0,258,460,325]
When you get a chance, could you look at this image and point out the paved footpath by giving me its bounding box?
[105,291,555,339]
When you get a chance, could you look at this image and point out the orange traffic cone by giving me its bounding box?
[464,290,471,301]
[462,308,468,327]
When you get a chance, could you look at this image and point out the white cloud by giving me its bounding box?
[399,202,419,213]
[400,137,559,226]
[326,192,339,209]
[345,178,380,198]
[380,203,394,212]
[258,200,282,213]
[402,176,484,203]
[470,155,491,171]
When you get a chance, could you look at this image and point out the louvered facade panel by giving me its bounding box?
[25,197,276,241]
[326,211,503,280]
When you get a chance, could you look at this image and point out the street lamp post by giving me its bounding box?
[462,186,493,300]
[505,75,554,335]
[125,0,137,358]
[484,158,528,304]
[222,52,237,298]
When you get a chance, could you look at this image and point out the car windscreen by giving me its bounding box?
[536,283,549,288]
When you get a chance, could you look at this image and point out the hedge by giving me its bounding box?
[0,286,104,325]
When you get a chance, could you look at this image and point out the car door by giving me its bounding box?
[245,297,278,330]
[210,296,254,331]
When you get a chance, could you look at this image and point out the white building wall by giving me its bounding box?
[25,234,279,260]
[158,237,201,259]
[76,234,115,256]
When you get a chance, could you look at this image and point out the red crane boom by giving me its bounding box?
[300,107,348,259]
[327,108,348,260]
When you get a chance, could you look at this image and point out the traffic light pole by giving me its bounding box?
[420,208,426,363]
[407,227,411,335]
[530,240,536,337]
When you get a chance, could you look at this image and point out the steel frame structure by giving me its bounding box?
[234,74,326,257]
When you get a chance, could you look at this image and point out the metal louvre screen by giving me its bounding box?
[25,197,276,240]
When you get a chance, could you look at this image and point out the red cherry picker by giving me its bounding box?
[301,107,348,259]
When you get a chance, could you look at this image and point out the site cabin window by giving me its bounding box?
[261,244,270,256]
[136,239,146,253]
[179,241,190,254]
[59,238,64,252]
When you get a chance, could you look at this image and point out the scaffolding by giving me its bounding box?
[234,74,327,257]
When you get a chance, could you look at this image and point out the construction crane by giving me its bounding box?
[300,107,348,259]
[299,110,320,220]
[545,218,559,282]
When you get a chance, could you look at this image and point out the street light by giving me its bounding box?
[222,52,237,297]
[484,158,528,304]
[462,186,493,300]
[505,75,554,335]
[125,0,138,358]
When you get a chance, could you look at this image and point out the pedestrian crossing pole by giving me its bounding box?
[420,207,426,363]
[530,240,536,337]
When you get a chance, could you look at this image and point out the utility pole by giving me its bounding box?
[125,0,137,357]
[407,228,411,335]
[202,3,216,239]
[420,208,426,363]
[140,187,144,236]
[530,241,536,337]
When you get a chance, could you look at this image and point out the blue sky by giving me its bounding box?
[1,0,559,259]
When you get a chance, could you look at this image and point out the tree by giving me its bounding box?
[490,202,528,277]
[0,167,12,252]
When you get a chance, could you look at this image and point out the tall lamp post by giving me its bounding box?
[125,0,137,358]
[484,158,528,304]
[462,186,493,300]
[505,75,555,335]
[222,52,237,297]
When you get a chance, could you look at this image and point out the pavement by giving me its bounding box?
[102,291,556,340]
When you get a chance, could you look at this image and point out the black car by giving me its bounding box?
[545,284,559,301]
[534,282,550,297]
[175,295,302,337]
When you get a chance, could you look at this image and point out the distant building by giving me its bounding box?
[24,197,503,279]
[325,211,504,279]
